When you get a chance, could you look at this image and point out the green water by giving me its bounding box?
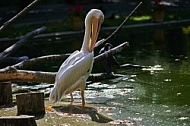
[1,27,190,125]
[86,28,190,125]
[92,54,190,125]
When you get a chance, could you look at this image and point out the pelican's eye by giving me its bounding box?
[87,69,90,73]
[100,17,104,23]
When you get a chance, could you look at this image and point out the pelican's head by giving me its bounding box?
[82,9,104,52]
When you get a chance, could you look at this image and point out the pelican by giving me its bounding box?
[49,9,104,106]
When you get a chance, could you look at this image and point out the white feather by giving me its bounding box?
[49,9,104,104]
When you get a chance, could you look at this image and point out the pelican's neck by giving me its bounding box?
[81,20,91,52]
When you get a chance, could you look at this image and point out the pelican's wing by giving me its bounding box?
[50,52,94,102]
[58,50,79,73]
[57,52,93,90]
[54,50,80,82]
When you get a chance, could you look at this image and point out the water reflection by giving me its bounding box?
[167,28,187,58]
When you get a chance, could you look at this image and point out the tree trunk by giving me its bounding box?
[16,92,45,117]
[0,82,12,105]
[0,115,37,126]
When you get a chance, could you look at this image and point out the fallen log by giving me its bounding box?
[0,115,37,126]
[0,66,56,83]
[0,63,149,83]
[0,41,129,83]
[0,26,46,59]
[0,68,124,83]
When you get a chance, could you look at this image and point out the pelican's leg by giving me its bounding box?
[65,76,86,106]
[69,98,73,115]
[70,93,74,102]
[81,90,85,107]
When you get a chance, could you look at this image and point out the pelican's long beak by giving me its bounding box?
[89,17,101,52]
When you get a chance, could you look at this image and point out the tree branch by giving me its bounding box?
[94,42,129,62]
[13,41,129,70]
[0,41,129,83]
[0,0,42,32]
[95,1,142,48]
[0,56,28,68]
[0,26,46,59]
[13,54,70,69]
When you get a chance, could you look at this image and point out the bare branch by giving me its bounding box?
[0,26,46,59]
[13,42,129,69]
[0,0,42,32]
[0,41,129,83]
[95,1,142,48]
[0,56,28,68]
[13,54,70,69]
[94,42,129,62]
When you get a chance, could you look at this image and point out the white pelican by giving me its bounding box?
[49,9,104,106]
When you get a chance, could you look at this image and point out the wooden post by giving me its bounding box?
[16,92,45,116]
[0,82,12,105]
[0,115,37,126]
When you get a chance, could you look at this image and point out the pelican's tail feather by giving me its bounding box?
[49,86,63,103]
[49,87,57,103]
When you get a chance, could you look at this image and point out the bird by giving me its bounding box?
[49,9,104,106]
[99,43,120,76]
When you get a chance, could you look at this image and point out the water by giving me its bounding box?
[1,27,190,125]
[94,55,190,125]
[86,28,190,125]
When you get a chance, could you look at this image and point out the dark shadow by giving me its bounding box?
[52,104,113,123]
[0,102,44,120]
[17,111,45,120]
[166,28,186,59]
[0,102,16,109]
